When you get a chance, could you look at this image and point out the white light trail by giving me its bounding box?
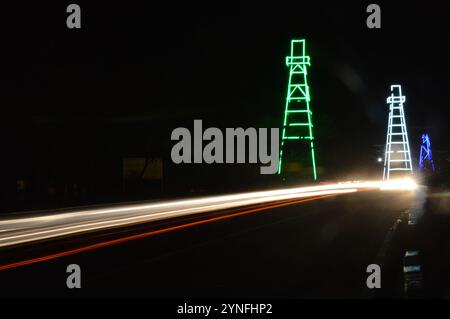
[0,179,416,248]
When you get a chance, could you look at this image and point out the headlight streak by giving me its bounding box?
[0,179,416,248]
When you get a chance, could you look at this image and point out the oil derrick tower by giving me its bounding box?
[383,84,413,180]
[278,39,317,180]
[419,133,435,173]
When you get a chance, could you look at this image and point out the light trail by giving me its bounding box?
[0,194,334,271]
[0,179,416,248]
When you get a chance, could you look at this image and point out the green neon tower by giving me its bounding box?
[278,39,317,180]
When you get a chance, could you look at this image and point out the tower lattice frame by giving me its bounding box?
[383,84,413,180]
[419,133,435,173]
[278,39,317,180]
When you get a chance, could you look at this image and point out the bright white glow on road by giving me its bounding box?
[0,179,417,248]
[379,178,418,191]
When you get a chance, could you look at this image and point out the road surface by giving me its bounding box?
[1,187,429,299]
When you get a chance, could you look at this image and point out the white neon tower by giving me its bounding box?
[383,85,413,180]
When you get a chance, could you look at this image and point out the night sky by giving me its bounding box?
[1,1,449,210]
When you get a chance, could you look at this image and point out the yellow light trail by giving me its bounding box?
[0,178,416,248]
[0,194,333,271]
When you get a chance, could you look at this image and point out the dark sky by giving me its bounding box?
[1,1,449,204]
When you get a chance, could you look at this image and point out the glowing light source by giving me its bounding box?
[278,39,317,180]
[419,133,435,173]
[383,85,413,180]
[379,178,417,190]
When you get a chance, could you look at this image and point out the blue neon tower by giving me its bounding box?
[419,133,435,173]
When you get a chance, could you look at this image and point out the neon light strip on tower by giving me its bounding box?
[419,133,435,172]
[278,39,317,180]
[383,85,413,180]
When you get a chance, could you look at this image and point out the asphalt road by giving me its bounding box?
[0,189,426,299]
